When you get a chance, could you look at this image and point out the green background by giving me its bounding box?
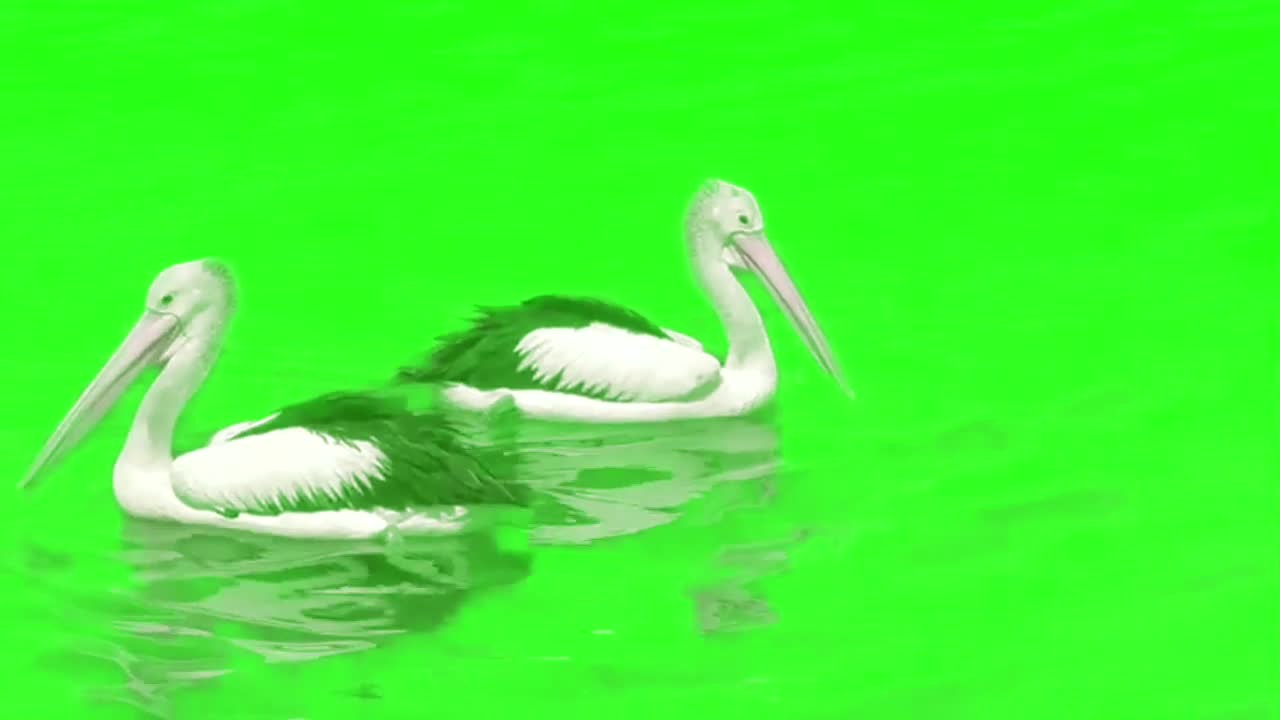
[1,0,1276,717]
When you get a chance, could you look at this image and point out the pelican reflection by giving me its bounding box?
[51,519,531,716]
[453,412,781,545]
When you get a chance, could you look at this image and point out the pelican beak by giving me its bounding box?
[19,311,181,490]
[731,232,853,397]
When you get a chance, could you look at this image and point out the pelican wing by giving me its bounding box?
[172,392,527,516]
[397,295,722,402]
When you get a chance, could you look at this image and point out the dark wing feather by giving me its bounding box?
[395,295,672,397]
[234,390,413,437]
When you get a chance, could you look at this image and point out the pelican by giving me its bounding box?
[396,179,851,423]
[18,260,526,539]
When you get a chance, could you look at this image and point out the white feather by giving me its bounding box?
[172,428,387,513]
[208,413,279,445]
[514,323,721,403]
[660,328,703,351]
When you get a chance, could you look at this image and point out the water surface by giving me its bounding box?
[1,0,1276,717]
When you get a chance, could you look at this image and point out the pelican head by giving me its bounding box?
[688,179,851,396]
[18,259,235,490]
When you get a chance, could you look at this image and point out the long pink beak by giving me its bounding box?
[18,312,180,490]
[732,232,853,398]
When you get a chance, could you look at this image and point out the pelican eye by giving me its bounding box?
[159,293,175,306]
[737,214,750,225]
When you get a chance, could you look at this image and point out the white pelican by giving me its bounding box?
[396,179,851,422]
[18,260,527,539]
